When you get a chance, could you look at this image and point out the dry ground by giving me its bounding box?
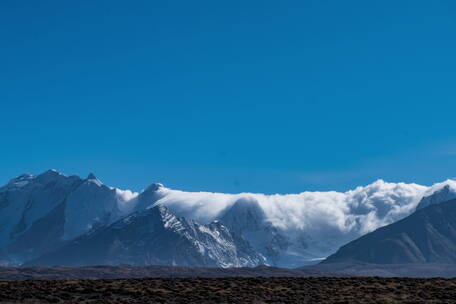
[1,277,456,303]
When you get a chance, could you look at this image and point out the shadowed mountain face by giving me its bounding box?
[323,199,456,264]
[26,206,266,268]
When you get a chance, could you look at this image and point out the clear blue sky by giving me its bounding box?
[1,0,456,193]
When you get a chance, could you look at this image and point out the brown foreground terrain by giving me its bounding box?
[0,265,316,280]
[3,263,456,281]
[1,277,456,303]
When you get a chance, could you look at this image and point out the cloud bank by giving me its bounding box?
[142,179,456,260]
[154,180,430,234]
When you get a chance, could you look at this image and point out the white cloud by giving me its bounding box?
[154,179,428,235]
[130,178,456,263]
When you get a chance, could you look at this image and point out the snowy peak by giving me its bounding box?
[62,174,131,241]
[221,197,266,234]
[36,169,65,181]
[416,181,456,211]
[86,172,101,183]
[7,173,34,183]
[132,183,166,211]
[87,173,97,180]
[82,172,104,188]
[42,169,60,176]
[220,197,289,266]
[3,170,73,191]
[5,173,34,190]
[145,183,164,192]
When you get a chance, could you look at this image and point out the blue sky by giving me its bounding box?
[1,0,456,193]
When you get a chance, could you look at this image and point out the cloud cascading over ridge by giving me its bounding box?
[153,179,429,233]
[142,179,456,263]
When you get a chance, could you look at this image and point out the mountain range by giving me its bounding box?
[2,169,456,268]
[26,205,265,267]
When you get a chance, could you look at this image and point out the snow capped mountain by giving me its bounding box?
[0,170,134,264]
[0,170,79,246]
[1,169,456,267]
[131,183,166,212]
[62,172,135,241]
[26,205,265,267]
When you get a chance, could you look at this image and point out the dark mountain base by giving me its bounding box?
[301,262,456,278]
[0,265,314,280]
[4,263,456,281]
[2,277,456,304]
[3,263,456,281]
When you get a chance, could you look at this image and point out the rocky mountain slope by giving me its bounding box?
[26,205,265,267]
